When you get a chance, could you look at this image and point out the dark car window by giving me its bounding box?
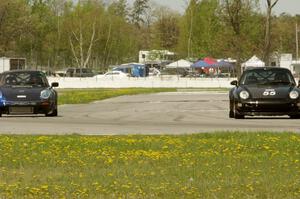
[1,72,49,87]
[240,69,295,86]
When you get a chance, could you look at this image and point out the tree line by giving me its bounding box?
[0,0,299,73]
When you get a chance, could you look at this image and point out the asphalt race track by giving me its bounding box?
[1,92,300,135]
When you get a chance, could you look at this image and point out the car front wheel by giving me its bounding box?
[45,108,58,117]
[289,114,300,119]
[233,102,244,119]
[229,101,234,118]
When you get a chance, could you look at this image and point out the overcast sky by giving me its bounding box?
[127,0,300,16]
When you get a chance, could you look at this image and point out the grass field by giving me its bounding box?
[1,132,300,198]
[57,88,177,105]
[57,88,230,105]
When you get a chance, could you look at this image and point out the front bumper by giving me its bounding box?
[0,100,53,115]
[236,99,300,116]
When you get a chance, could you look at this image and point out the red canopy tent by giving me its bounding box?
[203,57,217,65]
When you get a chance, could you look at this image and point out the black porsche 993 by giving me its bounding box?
[229,67,300,119]
[0,70,59,117]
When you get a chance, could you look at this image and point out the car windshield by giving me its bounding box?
[2,72,49,87]
[240,69,295,86]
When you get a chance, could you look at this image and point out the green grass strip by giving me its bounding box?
[0,132,299,198]
[57,88,177,105]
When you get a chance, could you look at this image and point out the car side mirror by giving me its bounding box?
[298,80,300,88]
[51,82,59,88]
[230,80,238,87]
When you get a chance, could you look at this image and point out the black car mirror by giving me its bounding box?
[230,80,238,86]
[298,80,300,88]
[51,82,59,88]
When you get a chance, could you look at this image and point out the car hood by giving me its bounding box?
[0,87,45,101]
[241,85,294,99]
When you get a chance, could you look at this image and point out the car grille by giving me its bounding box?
[242,100,296,112]
[9,107,34,114]
[5,101,38,106]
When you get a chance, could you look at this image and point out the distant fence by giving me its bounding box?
[48,76,236,89]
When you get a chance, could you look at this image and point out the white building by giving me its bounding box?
[0,57,26,73]
[138,50,175,64]
[278,54,294,72]
[269,53,300,75]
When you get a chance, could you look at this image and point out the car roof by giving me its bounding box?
[244,67,291,72]
[1,70,45,75]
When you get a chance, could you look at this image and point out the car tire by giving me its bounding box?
[289,115,300,119]
[234,113,245,119]
[45,108,58,117]
[229,101,234,118]
[233,103,244,119]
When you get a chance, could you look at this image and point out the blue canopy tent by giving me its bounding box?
[191,59,235,77]
[216,60,234,68]
[191,60,212,68]
[214,60,235,77]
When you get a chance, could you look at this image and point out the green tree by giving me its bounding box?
[178,0,223,59]
[221,0,261,76]
[272,14,298,57]
[63,1,103,68]
[109,0,128,19]
[152,7,180,50]
[0,0,31,57]
[130,0,149,28]
[24,0,58,69]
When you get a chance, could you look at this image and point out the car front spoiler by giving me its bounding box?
[0,100,53,115]
[236,100,300,116]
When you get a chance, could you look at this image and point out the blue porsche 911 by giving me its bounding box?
[0,70,59,117]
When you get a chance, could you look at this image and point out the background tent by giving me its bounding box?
[203,57,217,65]
[242,56,265,71]
[191,60,211,68]
[216,60,234,68]
[191,59,215,76]
[191,57,219,68]
[166,59,192,69]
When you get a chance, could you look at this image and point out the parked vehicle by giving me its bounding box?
[66,68,95,77]
[229,67,300,119]
[103,71,130,77]
[0,70,59,117]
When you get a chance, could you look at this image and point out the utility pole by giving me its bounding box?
[296,23,299,61]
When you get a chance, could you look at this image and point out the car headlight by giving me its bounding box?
[289,90,299,99]
[40,89,51,99]
[239,90,250,100]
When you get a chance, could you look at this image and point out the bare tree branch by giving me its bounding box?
[83,21,97,68]
[71,30,79,42]
[271,0,279,8]
[79,21,84,67]
[69,36,80,68]
[104,21,112,66]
